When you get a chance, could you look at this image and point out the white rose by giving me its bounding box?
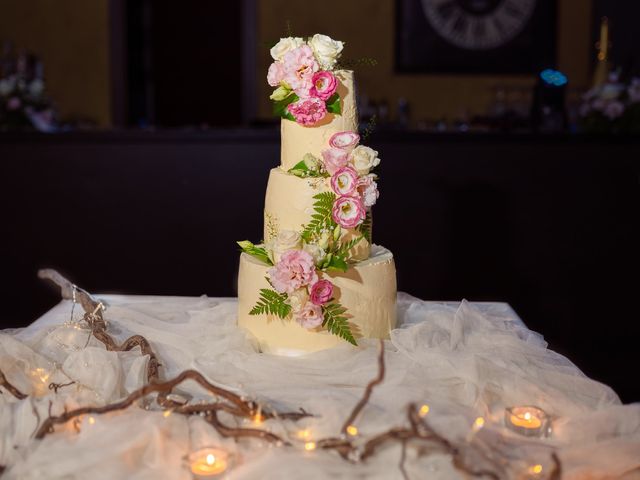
[308,34,344,70]
[286,288,309,313]
[270,37,305,61]
[303,242,326,265]
[271,230,302,263]
[29,78,45,97]
[350,145,380,175]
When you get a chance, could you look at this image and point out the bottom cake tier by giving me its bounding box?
[237,245,397,355]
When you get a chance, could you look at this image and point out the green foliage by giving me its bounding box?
[273,93,298,121]
[334,235,363,259]
[301,192,337,242]
[249,289,292,318]
[322,303,357,345]
[237,241,273,265]
[287,159,326,179]
[361,114,377,142]
[326,93,341,114]
[357,211,372,243]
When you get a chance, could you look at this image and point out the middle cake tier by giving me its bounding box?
[264,167,372,261]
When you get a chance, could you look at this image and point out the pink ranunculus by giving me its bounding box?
[309,71,338,101]
[332,195,366,229]
[310,279,334,306]
[288,97,327,126]
[329,131,360,150]
[295,301,324,329]
[268,249,318,294]
[267,62,285,87]
[282,45,319,98]
[357,174,379,208]
[331,166,359,196]
[321,148,350,175]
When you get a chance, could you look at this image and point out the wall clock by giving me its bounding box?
[396,0,555,73]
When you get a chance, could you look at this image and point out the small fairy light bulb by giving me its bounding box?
[473,416,485,431]
[528,464,543,476]
[346,425,359,437]
[304,441,316,451]
[88,416,96,425]
[297,429,311,440]
[163,410,172,418]
[252,405,264,425]
[419,404,430,417]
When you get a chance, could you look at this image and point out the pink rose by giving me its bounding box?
[332,195,366,229]
[288,97,327,126]
[310,279,334,305]
[310,71,338,101]
[267,62,285,87]
[357,174,379,208]
[331,166,359,196]
[295,301,324,329]
[321,148,350,175]
[282,45,319,97]
[268,249,318,294]
[329,131,360,150]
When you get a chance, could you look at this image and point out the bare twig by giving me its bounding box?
[399,440,409,480]
[341,339,385,435]
[48,381,75,394]
[206,409,288,445]
[0,369,27,400]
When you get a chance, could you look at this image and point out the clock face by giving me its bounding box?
[421,0,537,50]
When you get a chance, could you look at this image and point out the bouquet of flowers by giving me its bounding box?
[0,46,56,132]
[579,74,640,134]
[267,34,345,126]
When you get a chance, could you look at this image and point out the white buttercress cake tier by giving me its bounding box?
[264,167,371,261]
[280,70,358,171]
[237,245,397,355]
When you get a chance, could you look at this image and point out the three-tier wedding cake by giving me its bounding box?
[237,34,396,355]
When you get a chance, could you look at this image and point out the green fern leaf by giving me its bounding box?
[301,192,337,242]
[249,289,292,319]
[356,211,372,243]
[322,302,357,345]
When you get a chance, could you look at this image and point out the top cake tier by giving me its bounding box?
[280,70,358,171]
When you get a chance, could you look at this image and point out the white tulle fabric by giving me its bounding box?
[1,293,638,479]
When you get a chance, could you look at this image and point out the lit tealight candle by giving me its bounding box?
[505,406,551,438]
[188,448,230,478]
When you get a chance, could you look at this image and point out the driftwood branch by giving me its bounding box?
[0,369,27,400]
[340,339,385,435]
[38,269,160,383]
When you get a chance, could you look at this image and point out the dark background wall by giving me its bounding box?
[1,132,638,402]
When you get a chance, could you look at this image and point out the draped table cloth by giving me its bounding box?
[1,293,639,479]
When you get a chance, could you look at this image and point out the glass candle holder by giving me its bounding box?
[504,406,551,438]
[188,447,233,478]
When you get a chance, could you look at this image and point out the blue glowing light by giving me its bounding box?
[540,69,568,87]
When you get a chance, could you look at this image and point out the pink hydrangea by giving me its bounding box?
[357,174,379,208]
[331,166,359,196]
[321,148,350,175]
[282,45,319,97]
[288,97,327,126]
[268,249,318,294]
[332,195,366,229]
[310,71,338,101]
[329,131,360,150]
[310,279,334,306]
[295,301,324,329]
[267,62,285,87]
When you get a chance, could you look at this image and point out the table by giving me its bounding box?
[1,293,639,479]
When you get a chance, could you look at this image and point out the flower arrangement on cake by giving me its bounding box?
[268,34,345,126]
[579,74,640,134]
[238,130,381,345]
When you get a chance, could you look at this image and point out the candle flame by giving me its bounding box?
[419,404,430,417]
[524,412,532,421]
[206,454,215,465]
